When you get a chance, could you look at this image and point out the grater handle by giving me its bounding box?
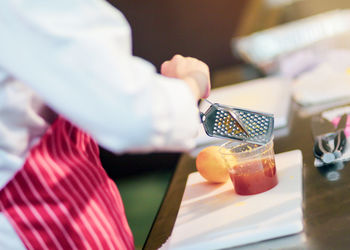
[199,112,206,123]
[199,99,213,123]
[203,99,213,105]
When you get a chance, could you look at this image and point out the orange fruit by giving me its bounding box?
[196,146,234,183]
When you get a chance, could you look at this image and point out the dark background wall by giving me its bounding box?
[107,0,247,71]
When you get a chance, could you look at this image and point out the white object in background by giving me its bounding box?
[292,50,350,106]
[266,0,303,7]
[164,150,303,250]
[234,9,350,73]
[197,77,291,145]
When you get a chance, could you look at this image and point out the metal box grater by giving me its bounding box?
[200,102,274,145]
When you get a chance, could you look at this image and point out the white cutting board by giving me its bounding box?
[164,150,303,250]
[197,77,291,145]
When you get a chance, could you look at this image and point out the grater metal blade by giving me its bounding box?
[200,102,274,145]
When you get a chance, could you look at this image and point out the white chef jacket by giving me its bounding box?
[0,0,200,248]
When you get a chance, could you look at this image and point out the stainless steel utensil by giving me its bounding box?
[200,100,274,145]
[311,114,347,164]
[333,115,347,158]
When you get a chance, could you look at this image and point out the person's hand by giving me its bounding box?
[160,54,211,100]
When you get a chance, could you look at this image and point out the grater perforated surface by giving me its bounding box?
[201,103,274,145]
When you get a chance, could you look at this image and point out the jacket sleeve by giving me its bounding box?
[0,0,201,153]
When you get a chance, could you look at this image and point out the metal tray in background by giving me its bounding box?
[233,9,350,73]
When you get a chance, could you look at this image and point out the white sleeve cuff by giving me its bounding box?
[154,75,201,151]
[126,74,201,153]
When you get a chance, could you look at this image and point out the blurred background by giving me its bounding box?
[98,0,350,248]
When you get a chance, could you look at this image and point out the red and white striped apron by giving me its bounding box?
[0,117,134,250]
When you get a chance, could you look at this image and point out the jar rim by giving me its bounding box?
[219,138,274,157]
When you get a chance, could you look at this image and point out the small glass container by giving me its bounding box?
[220,139,278,195]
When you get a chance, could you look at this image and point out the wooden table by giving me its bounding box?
[144,88,350,250]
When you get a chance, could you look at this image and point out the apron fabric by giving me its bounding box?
[0,117,134,250]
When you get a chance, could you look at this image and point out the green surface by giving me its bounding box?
[116,170,172,249]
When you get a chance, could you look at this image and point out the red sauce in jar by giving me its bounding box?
[229,157,278,195]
